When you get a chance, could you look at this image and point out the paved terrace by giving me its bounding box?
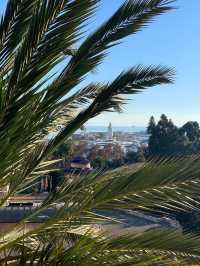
[0,194,181,232]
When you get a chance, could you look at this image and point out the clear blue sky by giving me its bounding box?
[1,0,200,127]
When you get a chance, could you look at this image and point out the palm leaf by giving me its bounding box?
[1,1,193,265]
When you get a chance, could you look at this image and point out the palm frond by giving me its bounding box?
[0,1,190,265]
[1,229,200,265]
[0,0,37,69]
[44,0,174,103]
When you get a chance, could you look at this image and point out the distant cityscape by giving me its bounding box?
[59,123,149,172]
[1,123,149,203]
[81,125,146,133]
[73,123,148,155]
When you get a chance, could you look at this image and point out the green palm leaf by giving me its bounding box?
[2,1,198,265]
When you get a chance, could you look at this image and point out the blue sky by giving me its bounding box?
[1,0,200,127]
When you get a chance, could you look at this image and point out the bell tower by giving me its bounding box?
[107,122,113,140]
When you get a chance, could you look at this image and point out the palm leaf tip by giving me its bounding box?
[106,0,175,39]
[113,65,175,92]
[88,65,175,116]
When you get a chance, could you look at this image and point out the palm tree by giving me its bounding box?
[1,0,200,265]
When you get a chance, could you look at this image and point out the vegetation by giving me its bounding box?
[148,114,200,156]
[51,140,146,170]
[1,0,200,265]
[147,115,200,234]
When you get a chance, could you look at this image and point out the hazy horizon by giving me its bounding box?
[86,115,200,128]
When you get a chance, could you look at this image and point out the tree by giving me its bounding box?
[147,115,156,134]
[125,151,138,164]
[89,143,125,169]
[148,114,185,155]
[148,115,200,156]
[181,121,200,141]
[2,0,200,265]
